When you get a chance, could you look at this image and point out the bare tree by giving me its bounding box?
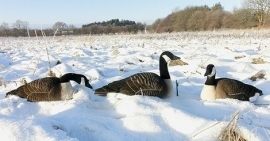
[222,8,257,29]
[211,2,224,11]
[242,0,270,26]
[0,22,10,36]
[172,6,180,13]
[12,20,29,30]
[12,20,29,36]
[52,22,68,31]
[205,10,226,30]
[187,11,206,31]
[68,24,76,30]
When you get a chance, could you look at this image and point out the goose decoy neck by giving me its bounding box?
[60,73,93,89]
[60,73,79,83]
[159,51,180,79]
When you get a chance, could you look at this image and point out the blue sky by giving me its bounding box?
[0,0,242,29]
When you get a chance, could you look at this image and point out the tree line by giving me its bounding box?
[81,19,145,35]
[0,19,145,37]
[148,2,270,32]
[82,19,136,27]
[0,0,270,36]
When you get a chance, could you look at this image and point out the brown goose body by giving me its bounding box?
[95,72,169,98]
[200,64,263,101]
[6,73,93,102]
[215,78,262,101]
[95,51,180,98]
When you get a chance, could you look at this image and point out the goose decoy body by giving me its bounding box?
[95,51,180,98]
[200,64,263,101]
[6,73,92,102]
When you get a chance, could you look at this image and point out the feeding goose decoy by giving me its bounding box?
[200,64,263,102]
[6,73,93,102]
[95,51,180,98]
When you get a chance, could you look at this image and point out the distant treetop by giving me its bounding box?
[82,19,137,27]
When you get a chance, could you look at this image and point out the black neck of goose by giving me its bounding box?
[60,73,81,83]
[60,73,93,89]
[159,56,170,79]
[205,75,216,85]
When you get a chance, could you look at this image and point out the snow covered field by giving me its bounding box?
[0,30,270,141]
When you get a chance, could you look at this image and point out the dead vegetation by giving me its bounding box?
[234,55,246,60]
[218,111,246,141]
[250,70,267,81]
[47,70,56,77]
[190,111,247,141]
[225,47,234,51]
[20,78,27,85]
[111,49,120,56]
[252,57,266,64]
[56,38,64,42]
[56,60,61,65]
[0,77,3,86]
[169,59,188,66]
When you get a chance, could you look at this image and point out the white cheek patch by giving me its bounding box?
[80,77,85,85]
[208,67,216,77]
[162,55,171,62]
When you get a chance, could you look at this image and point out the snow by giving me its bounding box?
[0,30,270,141]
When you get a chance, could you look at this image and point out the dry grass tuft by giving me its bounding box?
[169,59,188,66]
[0,65,4,71]
[250,70,266,81]
[56,60,61,66]
[80,36,93,42]
[20,78,27,85]
[252,57,266,64]
[48,70,56,77]
[111,49,120,56]
[234,55,246,60]
[57,38,64,42]
[218,111,246,141]
[0,77,3,86]
[225,47,233,51]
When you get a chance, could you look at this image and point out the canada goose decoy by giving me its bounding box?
[6,73,93,102]
[95,51,180,98]
[200,64,263,102]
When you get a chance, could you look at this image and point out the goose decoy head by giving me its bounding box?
[81,76,93,89]
[60,73,93,89]
[204,64,216,77]
[160,51,181,62]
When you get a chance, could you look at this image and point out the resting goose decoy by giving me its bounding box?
[6,73,93,102]
[200,64,263,102]
[95,51,180,98]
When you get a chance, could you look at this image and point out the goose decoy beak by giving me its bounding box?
[85,82,93,89]
[172,55,180,60]
[204,70,209,76]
